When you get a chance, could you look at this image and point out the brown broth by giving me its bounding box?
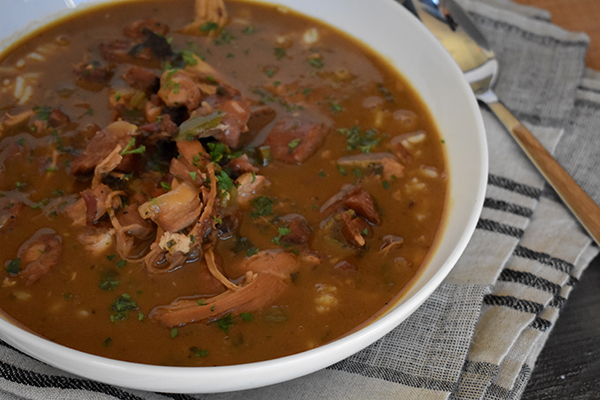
[0,0,447,366]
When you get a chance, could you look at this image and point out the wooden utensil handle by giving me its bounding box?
[488,100,600,245]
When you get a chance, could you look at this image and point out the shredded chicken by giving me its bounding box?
[92,145,123,188]
[181,0,229,35]
[149,250,309,327]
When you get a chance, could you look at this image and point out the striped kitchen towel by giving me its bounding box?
[0,0,598,399]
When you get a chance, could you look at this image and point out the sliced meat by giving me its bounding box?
[169,156,205,187]
[281,214,311,245]
[73,60,115,90]
[340,212,369,247]
[47,108,71,128]
[0,201,26,232]
[15,228,62,286]
[263,116,326,164]
[235,172,270,206]
[213,98,251,149]
[81,183,121,225]
[100,40,134,62]
[70,120,138,176]
[321,185,380,225]
[139,113,179,142]
[228,154,258,175]
[123,66,160,93]
[342,187,380,224]
[246,104,276,139]
[158,69,201,111]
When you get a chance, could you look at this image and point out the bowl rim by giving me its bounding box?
[0,0,488,393]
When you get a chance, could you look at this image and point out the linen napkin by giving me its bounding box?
[0,0,599,399]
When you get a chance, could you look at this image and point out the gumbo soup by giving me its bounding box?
[0,0,447,366]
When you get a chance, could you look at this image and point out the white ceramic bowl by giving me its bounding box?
[0,0,487,393]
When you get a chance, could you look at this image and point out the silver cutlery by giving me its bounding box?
[401,0,600,245]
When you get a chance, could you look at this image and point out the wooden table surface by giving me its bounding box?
[509,1,600,398]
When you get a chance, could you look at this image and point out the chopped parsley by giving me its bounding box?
[271,227,292,245]
[99,276,120,291]
[240,312,254,322]
[5,258,20,275]
[33,106,52,121]
[31,199,49,209]
[338,126,381,153]
[160,182,172,191]
[191,347,210,357]
[200,22,219,32]
[171,328,179,339]
[264,68,276,78]
[308,57,324,68]
[242,26,256,34]
[216,170,235,193]
[110,293,138,322]
[327,98,344,115]
[288,138,301,149]
[249,196,274,219]
[246,247,260,257]
[216,313,235,334]
[207,142,230,162]
[181,49,198,66]
[274,47,286,60]
[215,29,235,45]
[120,138,146,156]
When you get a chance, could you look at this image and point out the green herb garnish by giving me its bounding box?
[250,196,274,219]
[110,293,138,322]
[216,313,234,334]
[338,126,380,153]
[274,47,286,60]
[308,57,324,68]
[120,138,146,156]
[240,312,254,322]
[5,258,20,275]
